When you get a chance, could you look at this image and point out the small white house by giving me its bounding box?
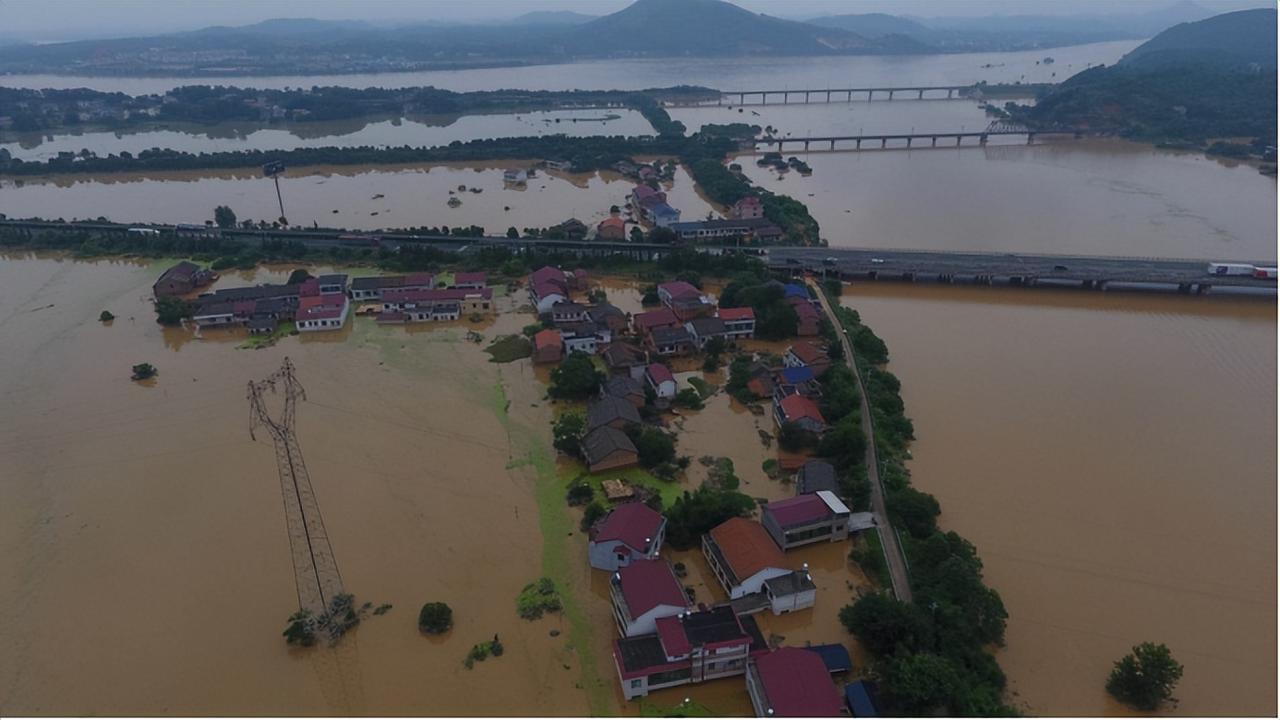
[610,559,691,637]
[645,363,677,400]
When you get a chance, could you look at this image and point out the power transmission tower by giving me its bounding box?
[248,358,342,614]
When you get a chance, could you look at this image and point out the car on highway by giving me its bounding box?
[870,258,886,264]
[785,258,800,265]
[1053,264,1069,272]
[823,257,838,266]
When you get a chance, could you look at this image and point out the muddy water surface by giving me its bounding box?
[0,109,656,162]
[0,162,714,233]
[840,283,1276,716]
[0,255,595,715]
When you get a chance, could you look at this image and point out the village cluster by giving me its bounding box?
[150,254,880,717]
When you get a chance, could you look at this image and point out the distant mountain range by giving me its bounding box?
[0,0,1265,77]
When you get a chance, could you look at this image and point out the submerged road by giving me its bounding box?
[807,279,913,603]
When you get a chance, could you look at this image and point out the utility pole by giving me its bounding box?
[263,160,288,226]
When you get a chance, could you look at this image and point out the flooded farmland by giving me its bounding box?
[840,283,1276,716]
[0,109,656,162]
[0,161,716,232]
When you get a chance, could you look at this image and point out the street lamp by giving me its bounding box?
[263,160,288,226]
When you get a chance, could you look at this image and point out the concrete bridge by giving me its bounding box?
[768,247,1278,294]
[688,85,976,106]
[754,122,1043,151]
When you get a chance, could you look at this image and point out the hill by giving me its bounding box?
[1009,9,1277,145]
[569,0,925,57]
[1120,7,1278,69]
[804,13,931,39]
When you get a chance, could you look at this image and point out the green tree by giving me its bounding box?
[839,593,931,657]
[98,310,114,322]
[130,363,158,381]
[506,226,519,239]
[630,227,645,243]
[777,420,817,452]
[418,602,453,634]
[287,268,313,285]
[283,609,317,647]
[1106,642,1184,711]
[213,205,237,229]
[580,501,607,532]
[663,485,756,549]
[880,653,962,716]
[887,485,941,539]
[549,352,603,400]
[552,412,586,458]
[630,426,677,468]
[674,387,704,410]
[154,296,192,326]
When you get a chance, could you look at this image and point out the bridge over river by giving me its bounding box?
[670,85,978,106]
[752,122,1052,151]
[768,247,1278,294]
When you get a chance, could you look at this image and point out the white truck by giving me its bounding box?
[1253,267,1278,279]
[1206,262,1255,276]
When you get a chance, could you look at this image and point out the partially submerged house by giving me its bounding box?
[774,394,827,435]
[588,303,629,335]
[529,266,572,314]
[657,281,713,321]
[597,216,627,241]
[761,491,851,550]
[795,459,838,495]
[551,301,590,326]
[718,306,756,340]
[379,287,494,322]
[685,317,728,350]
[645,363,677,401]
[784,342,832,376]
[588,502,666,572]
[746,647,845,717]
[610,559,690,637]
[533,329,564,364]
[153,261,215,298]
[602,375,646,408]
[350,273,435,301]
[603,342,649,380]
[562,320,610,355]
[647,326,694,357]
[587,395,642,432]
[612,605,768,700]
[702,518,816,614]
[583,425,640,474]
[633,307,681,337]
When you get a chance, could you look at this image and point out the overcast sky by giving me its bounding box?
[0,0,1268,42]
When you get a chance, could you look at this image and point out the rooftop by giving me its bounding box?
[779,394,825,425]
[651,326,693,346]
[646,362,675,385]
[766,494,839,528]
[797,460,837,494]
[587,395,642,430]
[658,281,701,300]
[583,426,639,467]
[708,518,786,583]
[590,499,662,552]
[603,342,647,368]
[616,559,688,618]
[604,374,645,398]
[753,647,844,717]
[789,342,829,365]
[779,366,815,385]
[717,306,755,322]
[686,317,728,336]
[634,307,679,330]
[534,328,563,349]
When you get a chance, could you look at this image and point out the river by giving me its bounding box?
[0,40,1139,95]
[839,283,1276,716]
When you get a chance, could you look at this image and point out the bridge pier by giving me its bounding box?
[956,136,962,146]
[855,139,862,149]
[782,92,788,105]
[980,134,989,146]
[918,89,925,99]
[947,89,954,98]
[931,136,938,147]
[906,137,912,148]
[826,91,832,102]
[830,139,836,150]
[1027,132,1036,145]
[804,140,810,150]
[739,93,746,104]
[888,90,894,100]
[881,138,887,148]
[804,91,810,104]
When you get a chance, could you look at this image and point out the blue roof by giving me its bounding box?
[844,681,880,717]
[807,643,852,673]
[651,203,680,219]
[783,283,809,299]
[780,366,815,384]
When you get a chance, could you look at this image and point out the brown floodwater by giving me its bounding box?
[839,283,1277,716]
[0,40,1138,95]
[736,137,1277,260]
[0,161,714,233]
[0,109,656,162]
[0,254,596,715]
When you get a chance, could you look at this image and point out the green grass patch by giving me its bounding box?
[484,334,533,363]
[237,320,296,349]
[639,698,718,717]
[562,461,686,510]
[857,528,893,589]
[687,376,716,399]
[516,577,563,620]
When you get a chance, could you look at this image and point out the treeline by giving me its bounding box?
[0,84,718,133]
[824,289,1013,716]
[0,134,685,176]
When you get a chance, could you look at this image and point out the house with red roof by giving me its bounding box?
[533,329,563,364]
[610,559,691,637]
[702,518,815,615]
[788,295,822,336]
[633,307,681,337]
[296,292,350,332]
[784,342,831,376]
[658,281,713,321]
[380,287,494,321]
[153,260,215,298]
[645,362,677,401]
[718,306,756,340]
[597,216,627,241]
[730,196,765,220]
[761,491,851,550]
[350,273,435,301]
[588,502,667,571]
[774,394,827,434]
[529,266,571,314]
[746,647,845,717]
[451,271,487,289]
[612,605,768,700]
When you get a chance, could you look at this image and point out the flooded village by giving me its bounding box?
[0,2,1277,718]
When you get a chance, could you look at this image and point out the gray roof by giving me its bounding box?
[582,426,638,466]
[157,261,199,283]
[317,274,347,286]
[197,283,298,304]
[604,375,644,399]
[603,342,647,368]
[764,570,817,597]
[588,303,624,322]
[686,317,727,337]
[650,326,692,346]
[587,396,642,430]
[797,460,838,495]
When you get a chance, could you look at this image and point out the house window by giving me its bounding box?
[630,679,643,689]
